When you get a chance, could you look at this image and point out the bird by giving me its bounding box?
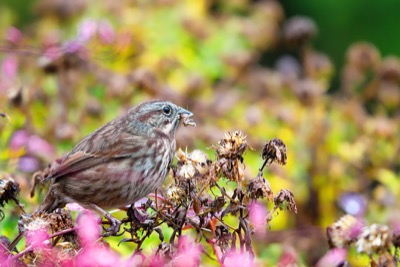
[35,100,195,235]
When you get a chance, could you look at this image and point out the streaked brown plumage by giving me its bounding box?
[37,100,195,234]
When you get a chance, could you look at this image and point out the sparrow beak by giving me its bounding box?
[178,108,196,127]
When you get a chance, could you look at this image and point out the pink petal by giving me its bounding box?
[315,248,347,267]
[98,20,115,44]
[77,210,101,246]
[249,201,267,236]
[6,27,22,44]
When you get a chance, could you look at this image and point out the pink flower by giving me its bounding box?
[78,19,97,42]
[77,210,101,246]
[248,201,267,236]
[27,135,55,159]
[223,251,254,267]
[9,130,29,150]
[170,236,202,267]
[98,20,115,44]
[26,228,49,250]
[315,248,347,267]
[1,56,18,82]
[74,245,122,267]
[6,27,22,44]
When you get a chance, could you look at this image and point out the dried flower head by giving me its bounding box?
[215,131,248,161]
[0,176,21,220]
[327,214,363,248]
[283,16,317,46]
[274,189,297,213]
[356,224,392,255]
[262,138,287,166]
[19,213,50,233]
[246,175,273,200]
[189,150,211,175]
[346,42,381,72]
[165,185,187,205]
[379,56,400,83]
[155,241,177,261]
[176,161,196,180]
[392,230,400,248]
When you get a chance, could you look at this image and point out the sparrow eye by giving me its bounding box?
[162,105,172,115]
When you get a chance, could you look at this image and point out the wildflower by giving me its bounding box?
[248,202,267,236]
[356,224,392,254]
[327,214,363,248]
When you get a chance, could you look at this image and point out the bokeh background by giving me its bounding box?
[1,0,399,266]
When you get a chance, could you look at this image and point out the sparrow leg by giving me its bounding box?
[86,204,121,237]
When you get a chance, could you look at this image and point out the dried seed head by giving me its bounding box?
[165,185,187,205]
[356,224,392,255]
[346,42,381,72]
[215,131,248,160]
[262,138,287,166]
[327,214,363,248]
[176,161,196,180]
[189,150,210,175]
[246,175,273,200]
[392,230,400,248]
[274,189,297,213]
[19,213,50,233]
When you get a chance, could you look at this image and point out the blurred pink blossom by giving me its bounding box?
[77,210,102,246]
[74,245,122,266]
[315,248,347,267]
[1,56,18,82]
[248,201,267,236]
[27,135,55,159]
[170,236,201,267]
[98,20,115,44]
[5,27,22,44]
[223,251,254,267]
[78,19,97,42]
[26,228,49,250]
[9,130,29,150]
[66,203,85,211]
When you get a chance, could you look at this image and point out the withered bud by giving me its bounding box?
[392,231,400,248]
[165,185,187,205]
[327,214,363,248]
[215,131,248,160]
[176,161,196,180]
[190,150,211,175]
[0,176,21,220]
[215,225,231,253]
[246,175,273,200]
[346,42,381,72]
[379,56,400,83]
[210,196,226,213]
[283,16,317,46]
[356,224,392,255]
[47,209,74,233]
[262,138,287,166]
[274,189,297,213]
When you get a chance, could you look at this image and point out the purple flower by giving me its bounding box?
[223,251,254,267]
[18,156,39,172]
[170,236,202,267]
[9,130,29,150]
[338,192,367,217]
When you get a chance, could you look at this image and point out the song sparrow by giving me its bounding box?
[35,100,195,235]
